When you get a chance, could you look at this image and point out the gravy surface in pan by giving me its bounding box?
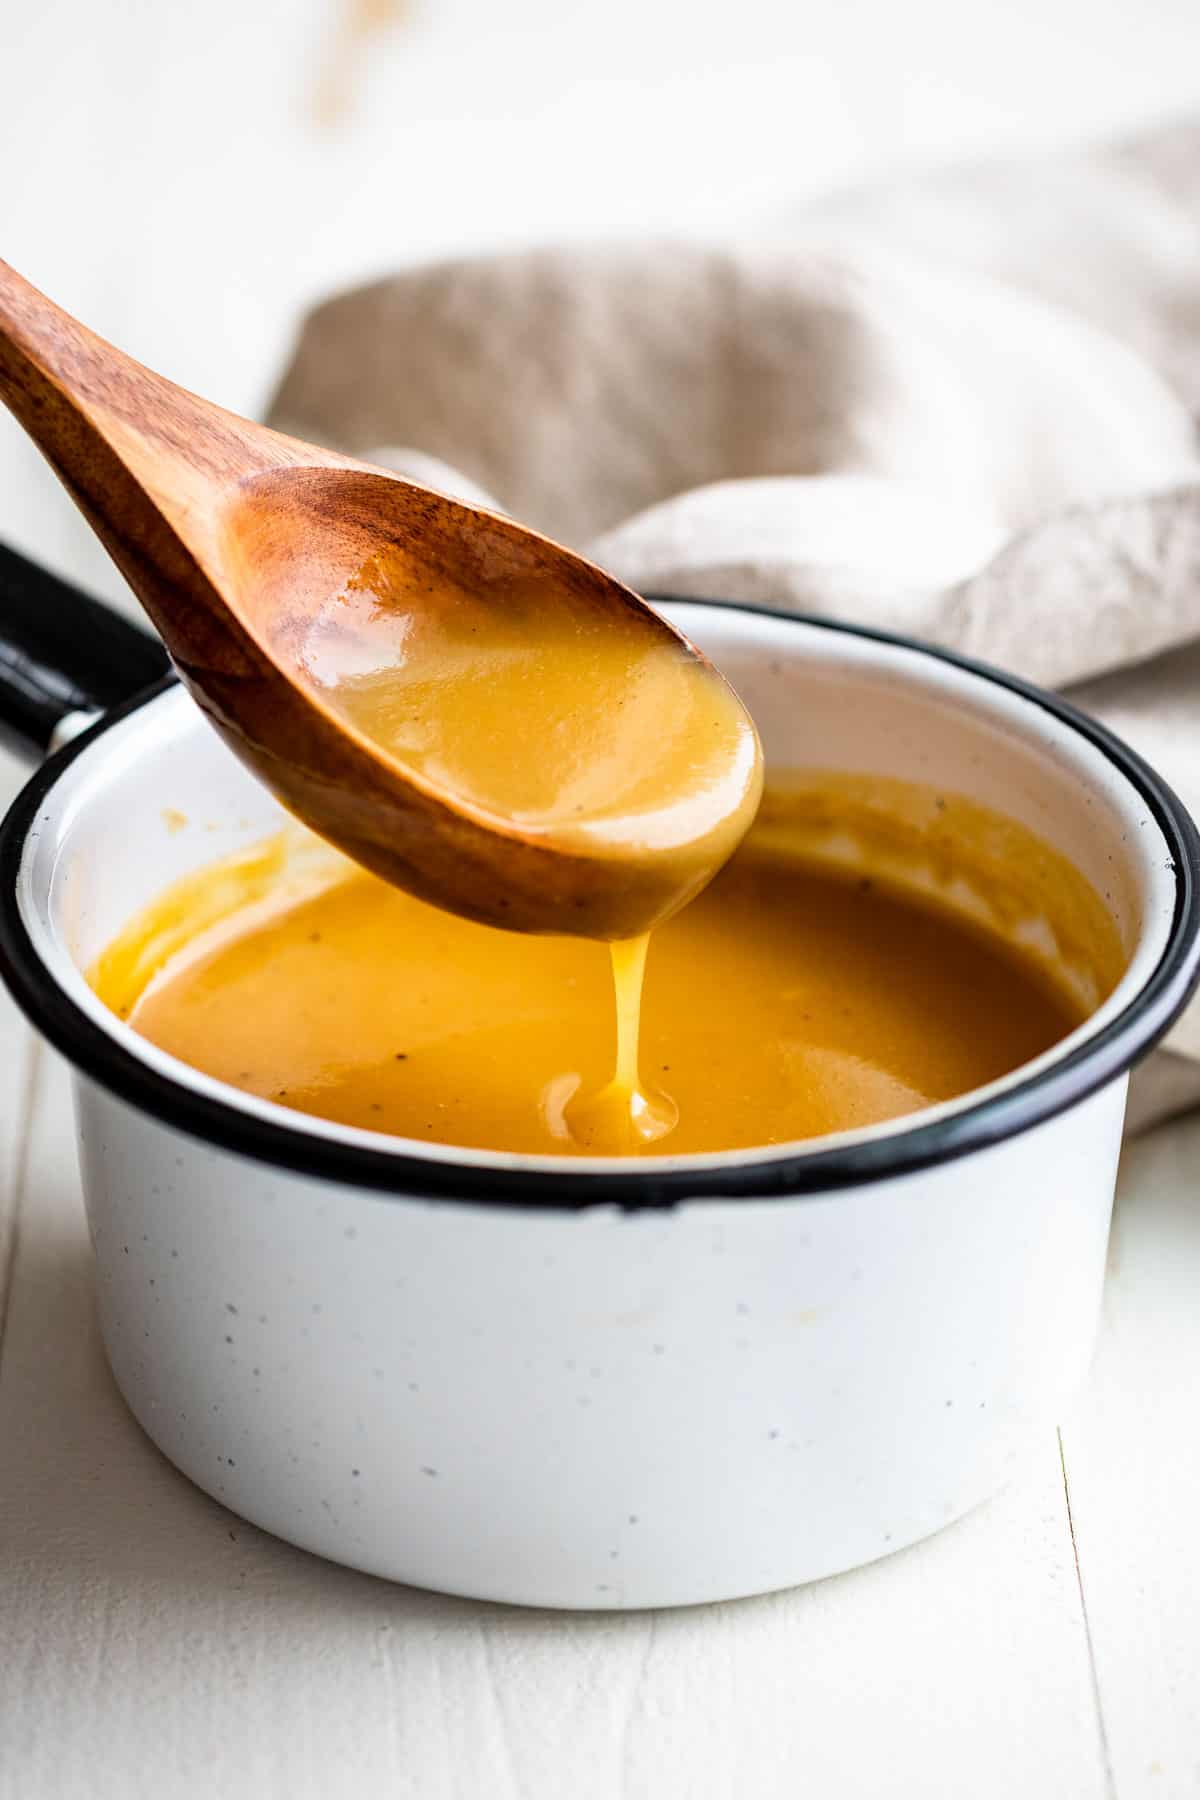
[92,778,1119,1158]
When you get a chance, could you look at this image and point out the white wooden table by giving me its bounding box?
[2,837,1198,1798]
[3,1,1199,1792]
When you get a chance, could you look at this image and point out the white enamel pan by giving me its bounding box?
[1,541,1197,1609]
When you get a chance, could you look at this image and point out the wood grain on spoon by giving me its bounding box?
[0,260,761,938]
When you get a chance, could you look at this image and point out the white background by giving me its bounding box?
[3,0,1200,605]
[2,3,1200,1796]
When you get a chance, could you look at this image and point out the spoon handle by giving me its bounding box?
[0,260,231,602]
[0,258,292,479]
[0,260,351,694]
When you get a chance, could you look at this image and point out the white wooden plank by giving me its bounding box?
[0,746,39,1356]
[1058,1116,1200,1800]
[0,998,34,1335]
[0,1054,1109,1800]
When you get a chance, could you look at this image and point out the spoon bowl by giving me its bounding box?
[0,261,760,936]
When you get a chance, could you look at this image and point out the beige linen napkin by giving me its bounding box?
[269,120,1200,1133]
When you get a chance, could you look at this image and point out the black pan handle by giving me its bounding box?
[0,539,171,760]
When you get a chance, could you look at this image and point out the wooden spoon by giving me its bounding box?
[0,261,760,939]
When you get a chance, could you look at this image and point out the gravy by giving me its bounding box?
[92,781,1115,1158]
[289,548,763,934]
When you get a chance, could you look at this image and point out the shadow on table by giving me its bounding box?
[1106,1108,1200,1294]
